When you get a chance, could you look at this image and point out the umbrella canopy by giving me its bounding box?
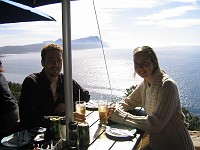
[0,0,56,24]
[12,0,61,7]
[12,0,77,7]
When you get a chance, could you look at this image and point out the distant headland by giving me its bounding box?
[0,36,110,55]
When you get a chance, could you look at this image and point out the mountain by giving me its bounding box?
[0,36,110,55]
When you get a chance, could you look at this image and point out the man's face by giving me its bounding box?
[42,50,63,78]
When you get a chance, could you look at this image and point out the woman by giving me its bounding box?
[0,60,19,137]
[108,46,194,150]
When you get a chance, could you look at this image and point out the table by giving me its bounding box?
[62,110,144,150]
[0,110,144,150]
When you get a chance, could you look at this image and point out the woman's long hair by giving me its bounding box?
[133,46,160,78]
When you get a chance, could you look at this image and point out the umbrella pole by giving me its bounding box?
[62,0,73,146]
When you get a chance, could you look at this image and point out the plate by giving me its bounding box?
[30,127,47,133]
[1,131,34,147]
[106,124,136,140]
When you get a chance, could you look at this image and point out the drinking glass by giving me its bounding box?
[98,100,108,126]
[75,101,86,116]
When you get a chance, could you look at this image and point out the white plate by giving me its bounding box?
[106,124,136,138]
[1,131,33,147]
[30,127,47,133]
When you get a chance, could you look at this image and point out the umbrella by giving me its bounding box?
[12,0,79,7]
[0,0,56,24]
[12,0,78,144]
[12,0,62,7]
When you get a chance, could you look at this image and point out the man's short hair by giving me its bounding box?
[41,44,63,61]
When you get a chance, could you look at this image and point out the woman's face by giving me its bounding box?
[134,51,154,82]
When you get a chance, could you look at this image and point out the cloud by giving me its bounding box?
[135,3,200,28]
[95,0,160,9]
[94,0,198,10]
[136,18,200,28]
[169,0,198,3]
[139,5,198,20]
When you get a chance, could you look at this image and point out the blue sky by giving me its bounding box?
[0,0,200,48]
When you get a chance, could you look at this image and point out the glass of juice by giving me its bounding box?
[75,101,86,116]
[98,100,108,126]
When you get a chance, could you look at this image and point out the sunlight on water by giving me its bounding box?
[1,47,200,115]
[72,48,142,100]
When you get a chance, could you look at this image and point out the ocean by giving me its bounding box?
[1,46,200,116]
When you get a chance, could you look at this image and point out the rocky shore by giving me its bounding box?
[189,131,200,150]
[138,131,200,149]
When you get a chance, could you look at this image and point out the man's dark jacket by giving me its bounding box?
[19,69,90,129]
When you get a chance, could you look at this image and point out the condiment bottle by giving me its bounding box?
[49,117,62,140]
[68,121,78,150]
[78,121,90,150]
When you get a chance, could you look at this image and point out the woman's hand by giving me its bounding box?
[107,107,116,120]
[74,112,86,122]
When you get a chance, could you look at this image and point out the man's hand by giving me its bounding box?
[55,103,65,114]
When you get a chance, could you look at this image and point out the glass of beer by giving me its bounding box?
[98,100,108,126]
[75,101,86,116]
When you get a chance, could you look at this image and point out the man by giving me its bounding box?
[19,44,90,129]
